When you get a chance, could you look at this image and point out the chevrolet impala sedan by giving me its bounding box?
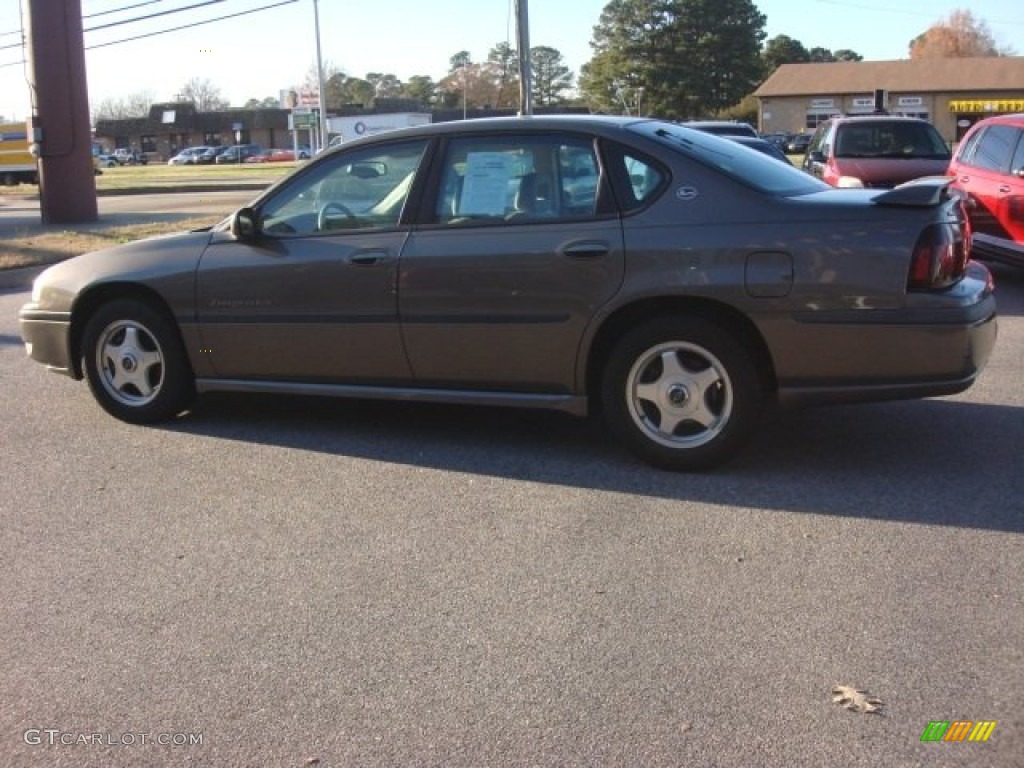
[20,116,997,469]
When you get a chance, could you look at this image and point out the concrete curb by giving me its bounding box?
[96,182,271,197]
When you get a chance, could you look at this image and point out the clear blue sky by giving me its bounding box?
[1,0,1022,121]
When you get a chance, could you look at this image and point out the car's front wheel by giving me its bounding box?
[601,317,762,470]
[81,299,194,423]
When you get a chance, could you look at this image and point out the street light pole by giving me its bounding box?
[312,0,328,151]
[515,0,532,116]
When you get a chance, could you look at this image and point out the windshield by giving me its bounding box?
[629,120,826,196]
[834,121,951,159]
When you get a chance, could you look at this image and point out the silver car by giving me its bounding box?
[19,116,997,469]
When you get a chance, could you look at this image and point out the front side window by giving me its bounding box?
[432,135,603,225]
[259,140,428,236]
[1010,128,1024,173]
[970,125,1020,173]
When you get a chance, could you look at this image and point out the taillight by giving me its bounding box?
[907,221,969,291]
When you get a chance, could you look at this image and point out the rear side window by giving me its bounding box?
[968,125,1022,173]
[599,141,668,213]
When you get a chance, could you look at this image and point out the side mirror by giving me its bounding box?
[231,207,262,241]
[807,150,825,164]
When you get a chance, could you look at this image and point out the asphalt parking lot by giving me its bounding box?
[0,264,1021,767]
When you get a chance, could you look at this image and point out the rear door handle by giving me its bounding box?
[348,248,394,265]
[561,241,610,259]
[998,184,1011,194]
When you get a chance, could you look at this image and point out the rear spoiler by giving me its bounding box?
[871,176,954,207]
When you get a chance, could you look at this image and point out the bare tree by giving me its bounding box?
[174,77,229,111]
[909,9,1012,58]
[91,90,154,123]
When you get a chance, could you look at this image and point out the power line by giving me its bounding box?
[809,0,1024,26]
[0,0,294,43]
[85,0,299,51]
[85,0,227,34]
[84,1,167,21]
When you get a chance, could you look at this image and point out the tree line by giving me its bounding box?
[93,4,1011,124]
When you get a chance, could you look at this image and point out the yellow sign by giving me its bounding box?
[948,99,1024,113]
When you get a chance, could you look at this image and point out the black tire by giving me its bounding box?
[601,317,763,470]
[81,299,194,423]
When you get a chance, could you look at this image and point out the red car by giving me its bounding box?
[948,113,1024,266]
[245,149,302,163]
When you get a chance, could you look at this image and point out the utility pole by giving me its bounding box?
[313,0,328,151]
[25,0,97,224]
[515,0,532,116]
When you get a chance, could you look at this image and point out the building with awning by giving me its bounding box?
[754,57,1024,142]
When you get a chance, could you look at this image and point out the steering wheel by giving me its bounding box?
[317,201,357,231]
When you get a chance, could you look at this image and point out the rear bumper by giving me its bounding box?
[772,272,998,407]
[970,233,1024,267]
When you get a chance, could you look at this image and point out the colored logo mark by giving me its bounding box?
[920,720,997,742]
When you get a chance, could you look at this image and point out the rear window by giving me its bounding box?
[630,121,825,196]
[685,122,758,138]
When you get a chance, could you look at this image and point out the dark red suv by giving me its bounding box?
[948,113,1024,266]
[803,115,951,189]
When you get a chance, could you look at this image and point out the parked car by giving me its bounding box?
[112,148,147,165]
[948,113,1024,266]
[256,149,305,162]
[96,154,119,168]
[19,116,995,470]
[682,120,759,138]
[167,147,211,166]
[215,144,264,164]
[785,133,812,154]
[724,135,791,164]
[802,116,951,188]
[196,146,230,164]
[761,131,795,149]
[243,149,277,163]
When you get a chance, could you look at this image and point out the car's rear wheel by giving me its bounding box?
[82,299,194,423]
[601,317,762,470]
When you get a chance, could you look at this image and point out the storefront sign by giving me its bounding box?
[897,96,923,107]
[949,99,1024,112]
